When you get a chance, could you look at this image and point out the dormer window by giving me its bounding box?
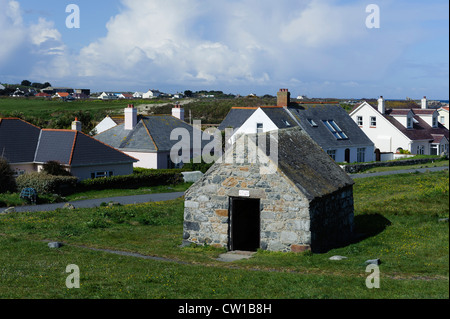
[407,117,413,129]
[432,115,438,128]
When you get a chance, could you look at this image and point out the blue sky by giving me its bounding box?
[0,0,448,99]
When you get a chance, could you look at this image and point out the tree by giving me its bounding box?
[184,90,193,97]
[42,161,72,176]
[0,157,17,193]
[43,82,51,88]
[21,80,31,87]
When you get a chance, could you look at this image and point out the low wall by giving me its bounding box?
[342,157,444,174]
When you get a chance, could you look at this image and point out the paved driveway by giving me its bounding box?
[0,192,185,214]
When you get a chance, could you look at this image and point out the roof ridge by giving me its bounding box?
[69,131,78,165]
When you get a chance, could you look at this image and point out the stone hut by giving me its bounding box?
[182,127,355,253]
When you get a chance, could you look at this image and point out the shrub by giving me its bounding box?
[79,170,183,191]
[0,157,17,193]
[16,172,78,195]
[42,161,72,176]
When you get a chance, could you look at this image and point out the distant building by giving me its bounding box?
[95,104,208,169]
[350,96,449,156]
[75,89,91,96]
[142,89,162,99]
[0,118,137,180]
[99,92,119,100]
[219,89,375,163]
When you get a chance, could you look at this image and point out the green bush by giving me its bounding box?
[16,172,78,195]
[79,170,183,191]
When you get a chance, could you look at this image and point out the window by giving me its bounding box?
[417,145,425,155]
[357,116,363,126]
[407,117,413,129]
[91,171,113,179]
[370,117,377,127]
[357,148,366,163]
[308,119,318,127]
[431,144,438,156]
[323,120,348,140]
[327,150,337,161]
[432,116,438,128]
[440,116,445,124]
[256,123,264,134]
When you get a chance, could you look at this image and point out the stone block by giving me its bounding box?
[185,201,199,209]
[215,209,228,217]
[182,171,204,183]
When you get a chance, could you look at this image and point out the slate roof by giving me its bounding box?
[0,118,137,166]
[218,108,258,130]
[288,104,375,148]
[0,118,41,163]
[260,107,298,128]
[192,127,354,201]
[275,127,354,200]
[95,115,208,152]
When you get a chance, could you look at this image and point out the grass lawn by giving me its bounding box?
[0,171,448,299]
[358,159,449,174]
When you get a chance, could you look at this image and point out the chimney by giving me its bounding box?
[378,96,385,114]
[277,88,291,108]
[172,103,185,121]
[421,96,428,109]
[71,117,82,131]
[124,104,137,130]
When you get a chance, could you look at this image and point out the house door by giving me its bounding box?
[345,148,351,163]
[229,198,261,252]
[375,149,381,162]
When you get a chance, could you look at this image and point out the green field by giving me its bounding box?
[0,171,448,299]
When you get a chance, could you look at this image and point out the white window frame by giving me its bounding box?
[357,116,363,126]
[370,117,377,127]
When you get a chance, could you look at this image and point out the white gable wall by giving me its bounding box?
[94,117,118,134]
[230,108,278,144]
[351,102,411,153]
[438,108,449,129]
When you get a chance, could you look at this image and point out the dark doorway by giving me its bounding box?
[345,148,351,163]
[375,149,381,162]
[229,198,261,252]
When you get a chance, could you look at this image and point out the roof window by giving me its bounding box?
[323,120,348,140]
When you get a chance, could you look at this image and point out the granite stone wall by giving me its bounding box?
[183,161,354,253]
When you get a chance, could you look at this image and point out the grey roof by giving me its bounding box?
[34,130,74,164]
[288,104,374,149]
[0,118,137,167]
[190,127,354,201]
[275,127,354,200]
[260,108,298,128]
[0,118,41,163]
[95,115,208,152]
[218,108,257,131]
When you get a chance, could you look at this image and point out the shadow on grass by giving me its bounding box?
[352,213,392,243]
[313,213,392,254]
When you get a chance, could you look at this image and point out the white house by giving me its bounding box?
[95,104,209,169]
[142,89,162,99]
[350,96,449,156]
[438,106,449,129]
[99,92,119,100]
[219,89,375,163]
[133,92,144,98]
[0,84,5,91]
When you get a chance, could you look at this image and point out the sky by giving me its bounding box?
[0,0,448,99]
